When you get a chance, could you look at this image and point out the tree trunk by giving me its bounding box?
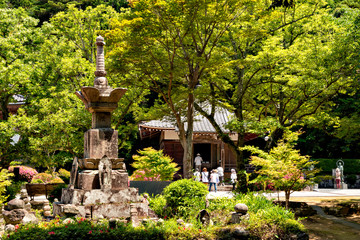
[0,96,10,120]
[285,190,291,210]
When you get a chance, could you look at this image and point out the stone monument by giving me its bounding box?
[53,36,154,220]
[336,159,347,189]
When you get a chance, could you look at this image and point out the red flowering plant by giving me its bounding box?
[243,131,319,209]
[8,166,38,182]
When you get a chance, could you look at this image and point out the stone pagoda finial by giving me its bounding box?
[94,36,109,89]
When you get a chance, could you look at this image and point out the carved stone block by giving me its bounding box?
[76,170,100,190]
[84,129,118,159]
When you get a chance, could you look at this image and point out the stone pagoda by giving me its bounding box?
[53,36,152,221]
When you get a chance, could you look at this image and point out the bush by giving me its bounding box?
[8,166,38,182]
[131,147,180,181]
[31,173,53,183]
[48,177,65,184]
[148,194,167,218]
[48,183,67,203]
[58,169,70,184]
[162,179,208,218]
[0,169,13,204]
[31,179,44,184]
[5,181,26,201]
[235,193,305,239]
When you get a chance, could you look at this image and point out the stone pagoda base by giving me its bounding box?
[53,188,152,219]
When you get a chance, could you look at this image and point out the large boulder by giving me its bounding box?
[6,199,25,210]
[3,209,27,225]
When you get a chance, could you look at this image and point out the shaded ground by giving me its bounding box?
[283,196,360,239]
[302,216,360,240]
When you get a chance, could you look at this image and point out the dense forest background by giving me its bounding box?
[0,0,359,176]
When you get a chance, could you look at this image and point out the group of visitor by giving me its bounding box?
[193,165,238,192]
[193,153,238,191]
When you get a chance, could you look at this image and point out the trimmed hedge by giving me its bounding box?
[314,158,360,175]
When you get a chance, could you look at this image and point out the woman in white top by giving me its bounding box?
[209,170,219,192]
[201,168,209,184]
[193,168,201,181]
[230,169,237,190]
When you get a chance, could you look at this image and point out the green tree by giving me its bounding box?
[243,131,319,209]
[131,147,179,181]
[107,0,253,178]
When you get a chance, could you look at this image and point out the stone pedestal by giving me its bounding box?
[54,188,144,219]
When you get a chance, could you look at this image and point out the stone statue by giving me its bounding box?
[99,156,112,190]
[336,160,344,183]
[69,157,78,189]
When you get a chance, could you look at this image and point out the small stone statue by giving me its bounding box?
[99,156,112,190]
[69,157,78,189]
[336,160,344,183]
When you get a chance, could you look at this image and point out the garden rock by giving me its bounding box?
[176,218,185,225]
[6,199,25,210]
[197,209,212,226]
[63,218,75,224]
[22,212,38,225]
[232,227,249,239]
[4,224,15,232]
[234,203,248,214]
[3,209,27,225]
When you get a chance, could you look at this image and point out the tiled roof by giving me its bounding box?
[139,107,233,134]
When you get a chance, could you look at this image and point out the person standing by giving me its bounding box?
[217,165,224,186]
[209,170,219,192]
[194,153,203,170]
[193,168,201,182]
[335,168,341,189]
[201,167,209,184]
[230,169,237,190]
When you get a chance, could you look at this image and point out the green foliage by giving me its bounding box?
[0,168,13,204]
[234,193,305,238]
[31,179,44,184]
[148,194,167,218]
[243,131,319,208]
[162,179,208,219]
[48,183,67,203]
[31,173,53,183]
[58,168,70,184]
[131,147,180,181]
[5,181,26,201]
[48,177,65,184]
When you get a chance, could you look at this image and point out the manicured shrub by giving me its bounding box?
[162,179,208,218]
[58,168,70,184]
[31,173,53,183]
[8,166,38,182]
[48,177,64,184]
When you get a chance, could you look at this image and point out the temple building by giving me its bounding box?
[139,108,258,173]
